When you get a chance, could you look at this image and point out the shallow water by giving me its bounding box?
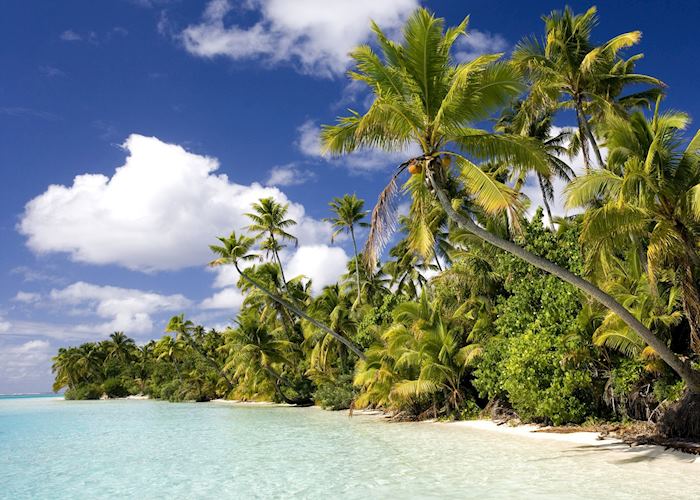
[0,397,696,499]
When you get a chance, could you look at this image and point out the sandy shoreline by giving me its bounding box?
[440,419,699,464]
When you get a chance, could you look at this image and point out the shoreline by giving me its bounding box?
[32,396,699,463]
[209,400,698,463]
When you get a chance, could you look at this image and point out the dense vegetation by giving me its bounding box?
[53,7,700,437]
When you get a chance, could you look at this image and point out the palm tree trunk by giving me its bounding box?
[350,226,362,306]
[576,101,605,169]
[270,234,288,289]
[234,262,366,360]
[537,174,555,231]
[427,170,700,393]
[575,105,593,173]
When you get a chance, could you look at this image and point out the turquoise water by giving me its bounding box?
[0,397,697,499]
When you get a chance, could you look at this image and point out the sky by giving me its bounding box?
[1,0,699,393]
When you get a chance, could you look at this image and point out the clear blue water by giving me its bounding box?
[0,397,697,499]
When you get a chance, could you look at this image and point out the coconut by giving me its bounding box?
[408,162,423,175]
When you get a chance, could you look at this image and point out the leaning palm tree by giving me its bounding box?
[246,198,298,288]
[321,8,700,391]
[512,6,663,171]
[324,194,369,306]
[209,231,366,360]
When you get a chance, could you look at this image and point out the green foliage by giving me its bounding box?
[498,329,592,425]
[473,212,596,424]
[102,377,129,398]
[314,374,357,410]
[64,384,102,400]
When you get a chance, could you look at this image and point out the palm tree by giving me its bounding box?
[223,310,304,403]
[324,194,369,306]
[209,231,366,360]
[166,314,234,391]
[238,262,306,340]
[154,335,187,383]
[52,347,84,392]
[383,237,431,300]
[246,197,298,288]
[512,6,662,171]
[321,8,700,391]
[355,291,472,415]
[104,331,136,364]
[496,104,575,228]
[592,250,681,362]
[303,285,357,382]
[567,104,700,353]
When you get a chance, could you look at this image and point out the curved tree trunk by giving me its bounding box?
[427,170,700,393]
[350,226,362,306]
[234,262,367,360]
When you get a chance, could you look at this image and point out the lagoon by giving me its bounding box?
[0,397,697,499]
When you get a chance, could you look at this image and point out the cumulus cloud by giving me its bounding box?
[266,163,315,186]
[180,0,418,77]
[0,339,53,382]
[48,281,191,335]
[286,245,349,294]
[453,29,510,62]
[199,287,245,310]
[297,120,421,173]
[19,134,334,272]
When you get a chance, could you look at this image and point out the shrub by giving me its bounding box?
[102,377,130,398]
[314,374,357,410]
[64,383,102,400]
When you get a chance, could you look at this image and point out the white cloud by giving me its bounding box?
[13,292,41,304]
[0,340,52,382]
[520,126,605,225]
[286,245,349,294]
[297,120,421,173]
[19,134,334,272]
[0,316,10,333]
[266,163,316,186]
[60,30,83,42]
[180,0,418,77]
[200,287,245,310]
[48,281,191,335]
[453,29,509,62]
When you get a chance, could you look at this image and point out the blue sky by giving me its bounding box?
[1,0,699,393]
